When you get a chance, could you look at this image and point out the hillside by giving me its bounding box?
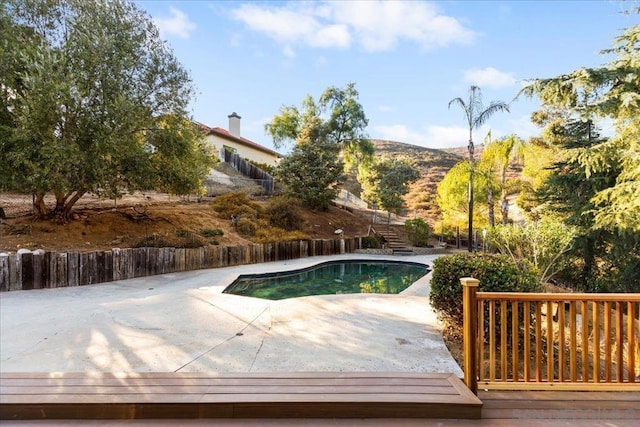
[0,140,464,253]
[345,139,462,221]
[0,192,373,253]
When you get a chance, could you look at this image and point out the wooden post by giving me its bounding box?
[0,253,9,292]
[456,226,460,249]
[461,277,480,394]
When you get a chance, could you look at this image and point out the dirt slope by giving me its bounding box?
[0,192,373,253]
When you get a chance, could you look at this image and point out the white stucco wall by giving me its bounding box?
[206,134,279,167]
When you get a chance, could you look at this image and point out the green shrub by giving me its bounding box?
[405,218,430,247]
[201,228,224,237]
[361,235,385,249]
[174,229,208,248]
[266,196,304,231]
[430,253,541,326]
[486,220,576,285]
[133,233,173,248]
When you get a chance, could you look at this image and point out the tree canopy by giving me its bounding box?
[265,83,374,169]
[0,0,214,219]
[522,15,640,291]
[521,20,640,233]
[481,134,525,225]
[436,160,494,228]
[274,141,345,211]
[266,83,373,210]
[358,157,420,220]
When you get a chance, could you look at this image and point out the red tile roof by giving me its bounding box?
[195,121,279,157]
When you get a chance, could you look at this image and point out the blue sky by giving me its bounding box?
[138,0,635,151]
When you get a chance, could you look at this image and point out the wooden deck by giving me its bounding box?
[0,372,482,420]
[479,389,640,420]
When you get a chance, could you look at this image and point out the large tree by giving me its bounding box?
[448,86,509,250]
[266,83,373,210]
[275,141,345,211]
[436,160,494,229]
[522,16,640,291]
[522,20,639,233]
[358,157,420,224]
[265,83,374,170]
[0,0,214,219]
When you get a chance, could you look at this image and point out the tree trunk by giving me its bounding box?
[500,193,509,225]
[468,138,474,252]
[487,187,495,227]
[500,170,509,225]
[33,193,49,218]
[580,236,596,291]
[51,190,86,221]
[63,190,86,219]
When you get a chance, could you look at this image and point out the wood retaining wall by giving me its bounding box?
[0,237,361,292]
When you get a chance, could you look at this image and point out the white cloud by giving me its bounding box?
[230,3,350,48]
[464,67,517,89]
[331,1,476,51]
[231,1,476,54]
[154,7,197,40]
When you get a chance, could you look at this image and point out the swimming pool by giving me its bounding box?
[223,260,430,300]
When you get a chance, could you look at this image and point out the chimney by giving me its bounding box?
[228,112,241,137]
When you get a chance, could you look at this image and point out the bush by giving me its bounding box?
[361,235,385,249]
[133,231,208,248]
[487,220,576,285]
[211,191,263,220]
[236,217,258,237]
[133,233,173,248]
[430,253,541,326]
[266,196,304,231]
[200,228,224,237]
[405,218,430,247]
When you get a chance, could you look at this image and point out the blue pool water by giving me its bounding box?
[223,260,430,300]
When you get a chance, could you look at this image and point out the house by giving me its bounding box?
[200,113,280,167]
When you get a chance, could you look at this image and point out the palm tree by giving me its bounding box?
[481,134,525,226]
[448,86,509,251]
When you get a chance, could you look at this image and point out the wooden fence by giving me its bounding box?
[461,278,640,393]
[0,238,361,292]
[222,148,275,194]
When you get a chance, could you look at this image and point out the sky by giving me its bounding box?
[137,0,636,152]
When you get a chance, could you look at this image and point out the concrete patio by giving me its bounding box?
[0,254,462,376]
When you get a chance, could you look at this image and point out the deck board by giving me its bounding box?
[0,372,482,420]
[478,390,640,420]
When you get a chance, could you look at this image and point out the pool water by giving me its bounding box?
[223,260,430,300]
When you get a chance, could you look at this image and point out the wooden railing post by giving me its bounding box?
[461,277,480,394]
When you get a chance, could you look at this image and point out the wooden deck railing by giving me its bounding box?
[461,278,640,393]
